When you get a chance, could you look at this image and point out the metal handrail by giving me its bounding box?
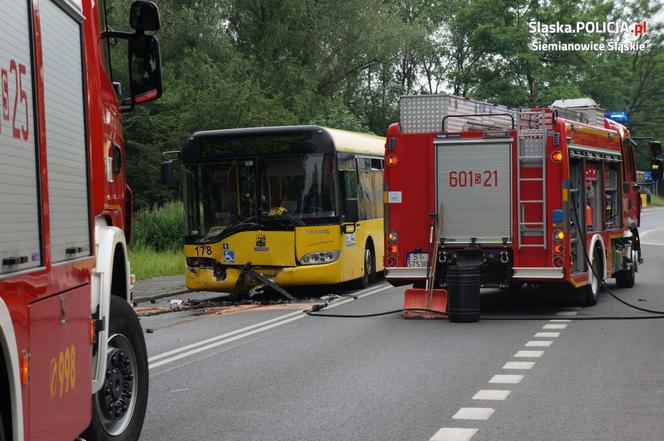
[441,113,515,132]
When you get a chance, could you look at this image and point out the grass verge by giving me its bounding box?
[128,246,184,281]
[650,194,664,207]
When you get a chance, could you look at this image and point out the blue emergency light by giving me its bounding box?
[604,112,628,122]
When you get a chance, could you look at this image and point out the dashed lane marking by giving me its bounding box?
[514,350,544,358]
[502,361,535,370]
[429,428,478,441]
[525,340,552,347]
[452,408,495,421]
[489,374,523,384]
[428,306,574,440]
[472,390,511,401]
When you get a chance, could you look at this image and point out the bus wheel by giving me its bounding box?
[355,246,375,289]
[582,248,602,306]
[83,296,148,441]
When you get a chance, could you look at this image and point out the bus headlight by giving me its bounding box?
[300,251,341,265]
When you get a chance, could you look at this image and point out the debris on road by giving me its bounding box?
[169,299,184,308]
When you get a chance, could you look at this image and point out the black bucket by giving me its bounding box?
[446,265,481,323]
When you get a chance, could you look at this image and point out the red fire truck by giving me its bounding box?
[0,1,162,440]
[384,95,656,317]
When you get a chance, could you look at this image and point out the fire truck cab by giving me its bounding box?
[0,1,162,440]
[384,95,653,310]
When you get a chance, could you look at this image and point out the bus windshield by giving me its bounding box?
[185,153,338,238]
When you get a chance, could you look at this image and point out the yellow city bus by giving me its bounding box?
[178,125,385,293]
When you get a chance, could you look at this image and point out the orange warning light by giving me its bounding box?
[19,352,29,386]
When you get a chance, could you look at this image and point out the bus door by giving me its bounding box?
[339,154,363,280]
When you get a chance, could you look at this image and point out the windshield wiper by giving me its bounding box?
[201,216,260,242]
[262,210,305,226]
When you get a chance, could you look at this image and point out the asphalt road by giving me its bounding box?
[139,208,664,441]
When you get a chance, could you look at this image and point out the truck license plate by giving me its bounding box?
[406,253,429,267]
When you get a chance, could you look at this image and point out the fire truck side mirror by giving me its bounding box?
[648,141,662,157]
[651,158,663,182]
[130,1,161,32]
[161,160,175,185]
[124,34,163,110]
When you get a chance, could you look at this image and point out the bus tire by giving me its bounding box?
[355,245,375,289]
[582,248,602,306]
[83,296,148,441]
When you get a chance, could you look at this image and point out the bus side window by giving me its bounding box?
[358,157,383,220]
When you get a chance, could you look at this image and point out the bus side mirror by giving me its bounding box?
[341,223,356,234]
[161,160,175,185]
[130,1,161,32]
[652,158,663,181]
[648,141,662,157]
[120,34,163,110]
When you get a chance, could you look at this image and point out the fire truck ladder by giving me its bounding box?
[517,110,552,250]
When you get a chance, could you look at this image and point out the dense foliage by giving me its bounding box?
[131,201,185,251]
[108,0,663,207]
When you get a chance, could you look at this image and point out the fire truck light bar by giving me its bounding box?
[605,112,628,122]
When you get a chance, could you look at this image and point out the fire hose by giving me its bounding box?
[305,203,664,321]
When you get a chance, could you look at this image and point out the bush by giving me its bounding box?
[128,247,184,281]
[131,201,185,252]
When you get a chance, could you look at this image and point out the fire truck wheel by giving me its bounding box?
[0,409,6,441]
[582,249,603,306]
[83,296,148,441]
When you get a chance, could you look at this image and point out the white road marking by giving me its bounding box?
[452,408,495,421]
[525,340,552,347]
[640,227,664,238]
[503,361,535,370]
[473,390,511,400]
[148,310,303,363]
[148,284,391,369]
[543,323,567,330]
[430,428,478,441]
[168,388,191,393]
[535,332,560,338]
[556,311,578,316]
[514,350,544,358]
[489,374,523,384]
[550,319,571,322]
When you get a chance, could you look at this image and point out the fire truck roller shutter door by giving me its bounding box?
[0,0,41,275]
[41,0,91,264]
[435,139,512,243]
